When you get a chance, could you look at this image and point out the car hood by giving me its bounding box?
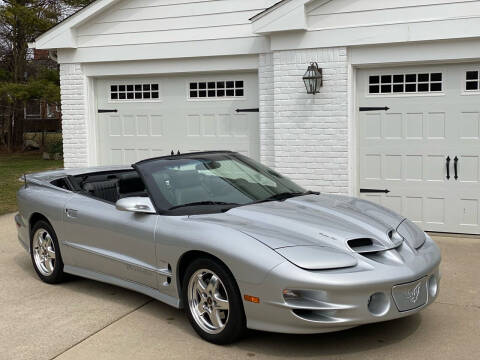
[188,194,405,252]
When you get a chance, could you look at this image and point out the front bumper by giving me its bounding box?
[241,236,441,334]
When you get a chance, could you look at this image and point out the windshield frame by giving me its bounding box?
[133,151,308,216]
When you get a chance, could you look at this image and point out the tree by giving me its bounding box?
[0,0,95,151]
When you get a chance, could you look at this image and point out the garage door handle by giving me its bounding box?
[235,108,259,113]
[446,156,451,180]
[98,109,118,113]
[360,189,390,194]
[454,156,459,180]
[359,107,390,112]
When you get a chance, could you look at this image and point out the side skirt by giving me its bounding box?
[63,265,181,309]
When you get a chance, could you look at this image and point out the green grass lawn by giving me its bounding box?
[0,152,63,215]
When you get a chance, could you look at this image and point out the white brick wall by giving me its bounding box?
[60,64,89,168]
[259,47,349,194]
[259,53,275,168]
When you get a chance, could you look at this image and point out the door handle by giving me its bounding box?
[98,109,118,113]
[235,108,259,113]
[65,208,78,218]
[360,189,390,194]
[446,156,451,180]
[454,156,459,180]
[359,107,390,112]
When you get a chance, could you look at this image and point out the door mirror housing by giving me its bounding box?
[115,197,156,214]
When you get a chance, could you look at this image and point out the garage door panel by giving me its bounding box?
[358,64,480,234]
[405,113,423,139]
[150,115,164,136]
[96,73,259,166]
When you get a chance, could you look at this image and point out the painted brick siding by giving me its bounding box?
[267,47,349,194]
[259,53,275,167]
[60,64,89,168]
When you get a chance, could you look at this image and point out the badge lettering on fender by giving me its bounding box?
[126,264,153,276]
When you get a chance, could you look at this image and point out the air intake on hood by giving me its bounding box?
[347,238,385,254]
[348,238,373,249]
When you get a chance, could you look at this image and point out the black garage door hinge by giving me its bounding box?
[360,188,390,194]
[236,108,259,113]
[359,107,390,112]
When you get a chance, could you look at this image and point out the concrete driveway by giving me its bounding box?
[1,213,479,360]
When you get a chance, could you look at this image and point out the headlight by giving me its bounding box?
[397,219,426,249]
[275,246,357,270]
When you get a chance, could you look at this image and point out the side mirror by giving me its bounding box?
[115,197,156,214]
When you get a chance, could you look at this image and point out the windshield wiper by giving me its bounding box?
[254,191,320,204]
[168,201,240,210]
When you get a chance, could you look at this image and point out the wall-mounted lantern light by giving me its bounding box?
[303,62,323,94]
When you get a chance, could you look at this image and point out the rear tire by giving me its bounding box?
[182,258,246,344]
[30,220,65,284]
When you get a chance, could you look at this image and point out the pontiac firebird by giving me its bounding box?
[15,151,441,344]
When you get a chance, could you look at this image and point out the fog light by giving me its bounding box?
[368,292,390,316]
[428,275,438,298]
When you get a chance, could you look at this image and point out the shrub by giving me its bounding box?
[46,138,63,155]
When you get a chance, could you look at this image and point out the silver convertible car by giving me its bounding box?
[15,151,441,344]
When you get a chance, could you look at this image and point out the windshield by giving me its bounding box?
[135,153,307,214]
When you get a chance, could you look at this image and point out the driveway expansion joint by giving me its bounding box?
[49,299,153,360]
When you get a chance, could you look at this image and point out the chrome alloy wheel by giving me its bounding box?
[187,269,230,334]
[32,228,56,276]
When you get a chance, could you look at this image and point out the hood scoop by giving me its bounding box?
[347,231,404,254]
[347,238,382,254]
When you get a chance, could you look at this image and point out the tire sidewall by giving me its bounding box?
[182,258,246,344]
[30,220,64,284]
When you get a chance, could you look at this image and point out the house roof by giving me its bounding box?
[249,0,289,21]
[250,0,312,35]
[31,0,305,50]
[30,0,120,49]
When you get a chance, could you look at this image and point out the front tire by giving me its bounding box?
[182,258,246,344]
[30,220,65,284]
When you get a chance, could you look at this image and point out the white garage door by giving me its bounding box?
[95,72,259,165]
[358,63,480,234]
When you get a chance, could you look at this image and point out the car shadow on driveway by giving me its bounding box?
[139,297,421,358]
[238,315,421,357]
[12,251,150,302]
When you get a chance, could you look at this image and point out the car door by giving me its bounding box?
[62,193,158,289]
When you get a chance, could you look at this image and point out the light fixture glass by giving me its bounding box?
[303,62,323,94]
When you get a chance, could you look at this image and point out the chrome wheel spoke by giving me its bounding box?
[214,295,229,311]
[208,309,222,328]
[37,232,45,247]
[196,301,206,316]
[45,259,54,273]
[45,234,53,248]
[47,248,56,259]
[206,275,219,294]
[196,275,207,293]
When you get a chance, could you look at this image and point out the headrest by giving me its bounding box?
[118,173,145,193]
[83,179,118,192]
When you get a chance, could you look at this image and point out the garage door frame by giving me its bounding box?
[350,39,480,234]
[81,56,261,167]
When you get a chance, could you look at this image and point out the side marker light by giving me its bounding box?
[244,295,260,303]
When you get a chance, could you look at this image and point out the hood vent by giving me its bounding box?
[348,238,389,254]
[348,233,404,255]
[348,238,373,248]
[348,238,381,254]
